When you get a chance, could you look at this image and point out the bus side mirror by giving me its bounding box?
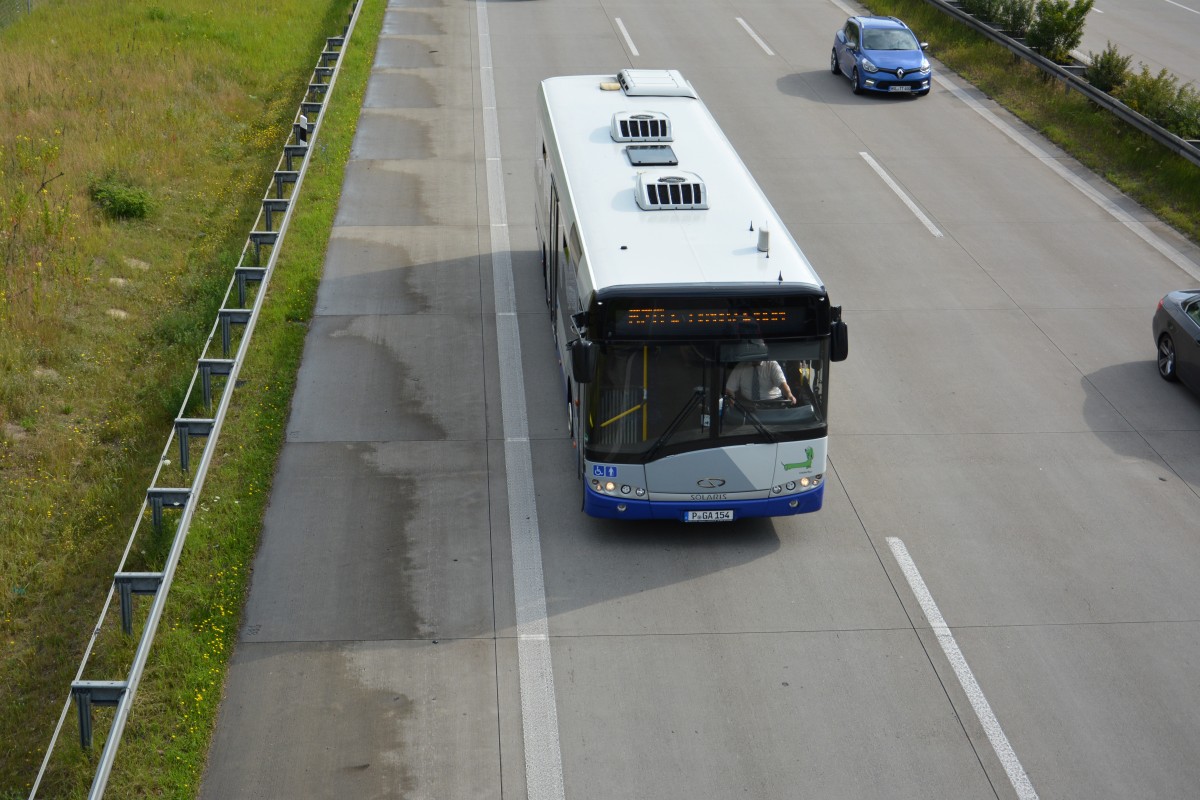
[831,321,848,362]
[830,305,848,362]
[568,338,598,383]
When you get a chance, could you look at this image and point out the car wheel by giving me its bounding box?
[851,67,862,95]
[830,49,839,75]
[1158,334,1179,381]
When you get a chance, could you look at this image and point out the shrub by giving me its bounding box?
[1026,0,1094,63]
[87,171,152,219]
[962,0,1004,22]
[1085,41,1132,93]
[998,0,1036,37]
[1119,65,1200,140]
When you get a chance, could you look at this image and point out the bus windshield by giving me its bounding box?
[584,339,829,462]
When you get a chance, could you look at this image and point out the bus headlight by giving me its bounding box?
[605,481,616,492]
[620,485,631,494]
[635,487,646,497]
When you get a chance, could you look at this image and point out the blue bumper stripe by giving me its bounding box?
[583,484,825,521]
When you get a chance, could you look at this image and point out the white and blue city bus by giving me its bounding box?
[534,69,848,522]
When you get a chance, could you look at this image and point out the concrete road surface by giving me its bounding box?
[200,1,1200,798]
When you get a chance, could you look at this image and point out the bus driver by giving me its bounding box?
[725,359,797,406]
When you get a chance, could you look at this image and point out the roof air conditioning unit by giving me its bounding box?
[636,171,708,210]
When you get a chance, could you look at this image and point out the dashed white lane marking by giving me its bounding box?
[615,18,640,57]
[887,537,1039,800]
[736,17,775,56]
[860,152,944,237]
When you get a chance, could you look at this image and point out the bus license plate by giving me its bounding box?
[686,509,733,522]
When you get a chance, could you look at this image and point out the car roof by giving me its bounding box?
[854,16,911,30]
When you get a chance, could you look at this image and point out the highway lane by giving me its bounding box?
[199,0,1200,798]
[1081,0,1200,88]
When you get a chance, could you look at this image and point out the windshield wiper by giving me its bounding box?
[644,387,704,463]
[723,396,777,442]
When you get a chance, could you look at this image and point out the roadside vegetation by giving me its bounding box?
[863,0,1200,243]
[0,0,384,796]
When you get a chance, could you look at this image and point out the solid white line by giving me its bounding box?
[1164,0,1199,14]
[887,538,1039,800]
[736,18,775,56]
[478,5,566,800]
[859,152,944,237]
[615,17,640,57]
[932,75,1200,282]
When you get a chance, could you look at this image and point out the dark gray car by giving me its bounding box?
[1154,289,1200,394]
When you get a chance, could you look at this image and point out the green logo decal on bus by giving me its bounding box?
[783,447,814,471]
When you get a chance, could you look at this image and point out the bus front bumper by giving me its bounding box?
[583,484,824,521]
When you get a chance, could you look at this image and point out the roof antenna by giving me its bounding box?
[757,221,770,253]
[778,271,783,283]
[749,220,754,231]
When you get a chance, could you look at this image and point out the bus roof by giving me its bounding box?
[539,71,825,297]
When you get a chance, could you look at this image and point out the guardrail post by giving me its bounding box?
[283,142,309,171]
[174,418,214,474]
[114,572,164,635]
[198,358,236,409]
[218,308,252,357]
[234,266,267,307]
[147,487,191,535]
[71,681,127,748]
[262,198,289,231]
[248,231,279,268]
[272,170,299,199]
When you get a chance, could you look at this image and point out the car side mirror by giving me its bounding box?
[920,42,929,51]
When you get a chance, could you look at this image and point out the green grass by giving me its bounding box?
[0,0,384,795]
[866,0,1200,242]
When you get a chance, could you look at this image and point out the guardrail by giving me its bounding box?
[917,0,1200,170]
[26,2,363,798]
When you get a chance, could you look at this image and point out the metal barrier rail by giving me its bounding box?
[918,0,1200,170]
[27,2,362,797]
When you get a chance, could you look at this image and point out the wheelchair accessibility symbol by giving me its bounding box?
[592,465,617,478]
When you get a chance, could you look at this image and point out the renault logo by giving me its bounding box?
[896,68,905,79]
[696,478,726,489]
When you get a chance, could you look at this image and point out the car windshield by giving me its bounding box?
[584,340,829,462]
[863,28,919,50]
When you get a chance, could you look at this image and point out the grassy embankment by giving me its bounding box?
[864,0,1200,243]
[0,0,384,796]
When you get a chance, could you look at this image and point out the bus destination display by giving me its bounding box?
[612,306,806,337]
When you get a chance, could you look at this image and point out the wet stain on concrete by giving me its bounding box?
[363,71,437,109]
[351,112,433,160]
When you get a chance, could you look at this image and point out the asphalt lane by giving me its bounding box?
[200,0,1200,798]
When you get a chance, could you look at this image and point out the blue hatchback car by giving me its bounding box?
[832,16,931,96]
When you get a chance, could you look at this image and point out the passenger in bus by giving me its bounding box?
[724,359,797,406]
